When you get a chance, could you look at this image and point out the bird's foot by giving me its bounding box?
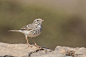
[34,43,42,49]
[34,43,38,46]
[28,44,32,48]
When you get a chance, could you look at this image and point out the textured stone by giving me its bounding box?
[74,47,86,57]
[0,42,86,57]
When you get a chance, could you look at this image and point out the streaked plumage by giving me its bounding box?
[9,18,44,47]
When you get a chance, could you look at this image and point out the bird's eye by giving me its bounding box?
[37,20,39,21]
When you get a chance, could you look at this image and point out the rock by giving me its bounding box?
[0,42,38,57]
[0,42,52,57]
[31,49,65,57]
[39,52,65,57]
[0,42,86,57]
[74,47,86,57]
[65,56,73,57]
[55,46,86,57]
[55,46,77,56]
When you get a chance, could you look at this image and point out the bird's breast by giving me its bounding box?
[28,26,42,37]
[22,25,42,37]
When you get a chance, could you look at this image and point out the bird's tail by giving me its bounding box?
[9,30,21,32]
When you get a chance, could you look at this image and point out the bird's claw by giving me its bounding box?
[28,44,33,48]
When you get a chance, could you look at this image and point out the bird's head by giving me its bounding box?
[33,18,44,25]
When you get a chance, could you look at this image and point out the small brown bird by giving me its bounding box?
[9,18,44,47]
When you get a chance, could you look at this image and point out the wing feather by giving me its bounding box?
[20,24,33,30]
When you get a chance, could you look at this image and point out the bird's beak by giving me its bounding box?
[41,19,44,21]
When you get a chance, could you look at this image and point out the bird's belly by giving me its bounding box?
[27,33,41,37]
[22,31,30,35]
[28,29,42,37]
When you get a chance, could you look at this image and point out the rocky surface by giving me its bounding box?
[0,42,86,57]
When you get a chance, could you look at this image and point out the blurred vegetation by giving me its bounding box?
[0,0,86,49]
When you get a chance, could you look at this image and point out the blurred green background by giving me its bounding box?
[0,0,86,49]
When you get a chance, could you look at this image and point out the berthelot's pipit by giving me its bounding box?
[9,18,44,47]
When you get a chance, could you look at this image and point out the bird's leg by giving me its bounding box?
[25,37,32,47]
[31,37,38,46]
[25,37,29,46]
[31,38,42,49]
[25,37,30,46]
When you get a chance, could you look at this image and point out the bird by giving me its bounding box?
[9,18,44,47]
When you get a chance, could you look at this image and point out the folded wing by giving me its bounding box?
[20,24,33,30]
